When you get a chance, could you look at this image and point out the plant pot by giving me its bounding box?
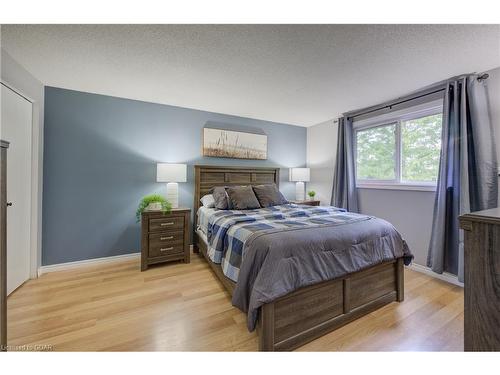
[147,202,162,211]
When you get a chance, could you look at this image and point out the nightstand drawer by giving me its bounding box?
[149,216,184,232]
[149,231,184,247]
[149,243,185,258]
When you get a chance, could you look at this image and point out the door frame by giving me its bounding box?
[1,80,43,280]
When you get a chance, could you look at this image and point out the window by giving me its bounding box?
[355,102,442,190]
[401,114,442,183]
[356,123,396,181]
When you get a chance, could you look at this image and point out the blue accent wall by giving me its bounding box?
[42,87,307,265]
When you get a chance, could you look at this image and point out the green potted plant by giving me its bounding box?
[136,194,172,222]
[307,190,316,200]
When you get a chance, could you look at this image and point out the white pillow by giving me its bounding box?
[200,194,215,208]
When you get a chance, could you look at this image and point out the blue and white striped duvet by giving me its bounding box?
[199,204,370,282]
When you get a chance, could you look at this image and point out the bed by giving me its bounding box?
[193,165,412,351]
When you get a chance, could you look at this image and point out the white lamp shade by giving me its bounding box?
[156,163,187,182]
[289,168,310,182]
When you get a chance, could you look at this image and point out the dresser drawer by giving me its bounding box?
[148,231,184,247]
[149,216,184,232]
[149,243,185,258]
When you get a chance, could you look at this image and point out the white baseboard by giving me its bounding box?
[37,252,140,276]
[37,245,194,276]
[406,263,464,287]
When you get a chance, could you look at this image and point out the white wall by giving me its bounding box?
[306,119,337,204]
[1,47,45,272]
[357,189,435,265]
[307,66,500,267]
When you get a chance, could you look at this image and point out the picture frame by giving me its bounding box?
[202,127,268,160]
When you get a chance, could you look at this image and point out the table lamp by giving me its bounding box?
[289,167,310,201]
[156,163,187,208]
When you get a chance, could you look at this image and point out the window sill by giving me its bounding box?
[356,183,436,192]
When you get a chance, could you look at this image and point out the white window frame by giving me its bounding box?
[353,99,443,192]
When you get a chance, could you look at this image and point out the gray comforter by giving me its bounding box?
[231,216,412,331]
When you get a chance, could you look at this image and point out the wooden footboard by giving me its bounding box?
[195,233,404,351]
[258,258,404,351]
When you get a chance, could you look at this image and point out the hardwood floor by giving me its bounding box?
[6,253,464,351]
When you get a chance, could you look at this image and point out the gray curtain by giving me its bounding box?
[331,117,359,212]
[427,76,498,282]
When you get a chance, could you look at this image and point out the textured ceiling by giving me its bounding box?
[1,24,499,126]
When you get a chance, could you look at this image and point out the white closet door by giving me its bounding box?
[1,85,32,295]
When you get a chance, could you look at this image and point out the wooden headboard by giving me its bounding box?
[193,165,280,215]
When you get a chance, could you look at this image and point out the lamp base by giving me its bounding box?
[166,182,179,208]
[295,181,305,201]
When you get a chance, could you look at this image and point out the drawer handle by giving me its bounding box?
[160,247,174,252]
[160,236,174,241]
[160,222,174,226]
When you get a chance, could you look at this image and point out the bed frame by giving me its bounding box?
[193,165,404,351]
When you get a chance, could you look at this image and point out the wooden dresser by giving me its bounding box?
[459,208,500,351]
[141,208,190,271]
[1,140,9,351]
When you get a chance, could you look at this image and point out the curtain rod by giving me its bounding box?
[343,71,490,120]
[346,87,445,120]
[477,73,489,82]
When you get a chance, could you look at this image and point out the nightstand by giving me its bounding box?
[141,208,191,271]
[290,200,320,206]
